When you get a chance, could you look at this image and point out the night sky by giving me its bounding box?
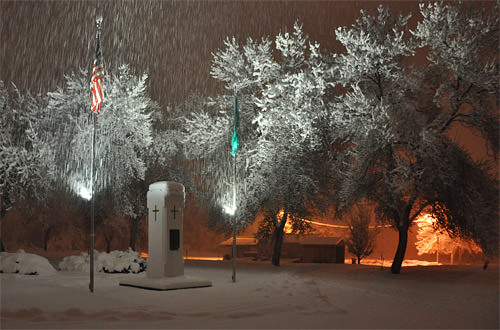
[1,1,422,108]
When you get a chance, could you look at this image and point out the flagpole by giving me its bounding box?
[232,150,236,283]
[89,16,102,293]
[90,111,96,293]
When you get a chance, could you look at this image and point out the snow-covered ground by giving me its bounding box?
[1,255,498,329]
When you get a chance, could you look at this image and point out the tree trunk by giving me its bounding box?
[129,217,140,251]
[391,226,408,274]
[0,198,5,252]
[271,223,285,267]
[43,226,53,251]
[105,237,112,253]
[436,235,440,264]
[357,256,361,264]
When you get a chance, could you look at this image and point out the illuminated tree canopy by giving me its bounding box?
[182,22,334,266]
[415,213,481,262]
[333,3,498,273]
[0,82,56,251]
[46,65,156,203]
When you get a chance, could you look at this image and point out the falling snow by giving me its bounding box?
[0,1,498,328]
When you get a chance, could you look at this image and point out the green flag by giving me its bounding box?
[231,95,240,157]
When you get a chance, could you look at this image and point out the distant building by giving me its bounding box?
[220,237,258,259]
[298,236,345,263]
[220,235,345,263]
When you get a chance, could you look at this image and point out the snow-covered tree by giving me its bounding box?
[47,64,155,220]
[26,189,71,251]
[100,217,130,253]
[415,213,481,264]
[334,4,498,274]
[49,65,153,196]
[411,1,499,258]
[183,22,333,266]
[0,82,56,251]
[412,1,499,155]
[345,204,378,264]
[255,206,314,264]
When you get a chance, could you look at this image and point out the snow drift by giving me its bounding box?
[58,249,146,273]
[0,250,57,275]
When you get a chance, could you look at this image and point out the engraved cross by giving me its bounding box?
[171,205,178,220]
[152,205,160,222]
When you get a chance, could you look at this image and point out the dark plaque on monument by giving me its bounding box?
[170,229,180,250]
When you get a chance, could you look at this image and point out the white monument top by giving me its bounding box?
[149,181,185,196]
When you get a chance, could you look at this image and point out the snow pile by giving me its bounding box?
[96,249,147,273]
[0,250,57,275]
[58,253,90,272]
[59,249,146,273]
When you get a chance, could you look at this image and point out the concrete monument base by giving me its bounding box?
[120,275,212,291]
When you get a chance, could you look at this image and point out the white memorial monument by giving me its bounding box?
[147,181,184,278]
[120,181,212,290]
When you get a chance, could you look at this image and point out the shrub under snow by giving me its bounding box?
[0,250,57,275]
[59,249,146,273]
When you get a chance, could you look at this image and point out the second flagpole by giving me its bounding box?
[232,148,236,283]
[231,94,239,283]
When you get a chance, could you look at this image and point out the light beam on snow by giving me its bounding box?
[78,184,92,201]
[223,204,236,216]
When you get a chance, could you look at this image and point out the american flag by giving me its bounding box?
[90,36,104,113]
